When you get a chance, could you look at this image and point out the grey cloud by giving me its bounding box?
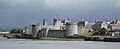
[0,0,120,9]
[44,0,120,9]
[0,0,120,27]
[44,0,120,17]
[0,0,44,9]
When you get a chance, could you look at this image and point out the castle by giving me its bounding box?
[24,18,120,38]
[25,18,78,38]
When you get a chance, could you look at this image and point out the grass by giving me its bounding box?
[80,32,94,36]
[39,37,84,41]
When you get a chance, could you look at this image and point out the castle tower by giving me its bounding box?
[43,19,48,26]
[25,25,32,35]
[53,18,62,26]
[31,23,42,37]
[65,22,78,36]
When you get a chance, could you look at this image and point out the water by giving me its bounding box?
[0,37,120,49]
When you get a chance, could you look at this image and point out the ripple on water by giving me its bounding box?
[0,38,120,49]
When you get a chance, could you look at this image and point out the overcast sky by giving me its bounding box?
[0,0,120,27]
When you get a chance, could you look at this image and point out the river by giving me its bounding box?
[0,37,120,49]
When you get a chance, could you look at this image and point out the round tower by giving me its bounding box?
[66,22,78,36]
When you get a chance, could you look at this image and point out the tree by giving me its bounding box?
[93,28,108,35]
[98,28,108,35]
[10,28,23,34]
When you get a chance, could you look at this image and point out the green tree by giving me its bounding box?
[98,28,108,35]
[10,28,23,34]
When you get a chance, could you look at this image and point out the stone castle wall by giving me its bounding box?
[36,30,65,37]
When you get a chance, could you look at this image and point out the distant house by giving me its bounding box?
[110,20,120,25]
[109,24,120,37]
[111,29,120,37]
[92,21,108,31]
[109,24,120,30]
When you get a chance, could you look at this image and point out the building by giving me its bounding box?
[25,18,120,38]
[111,29,120,37]
[77,21,94,33]
[108,24,120,30]
[110,20,120,25]
[92,21,108,31]
[25,18,78,38]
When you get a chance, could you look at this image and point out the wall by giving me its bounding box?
[37,30,66,37]
[48,30,66,37]
[36,30,42,38]
[78,26,92,33]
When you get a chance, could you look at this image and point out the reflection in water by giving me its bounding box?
[0,38,120,49]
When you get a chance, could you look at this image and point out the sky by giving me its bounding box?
[0,0,120,27]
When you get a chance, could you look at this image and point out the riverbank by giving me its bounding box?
[39,37,84,41]
[3,34,120,42]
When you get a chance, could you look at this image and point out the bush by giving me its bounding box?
[99,28,108,35]
[10,28,23,34]
[93,28,108,35]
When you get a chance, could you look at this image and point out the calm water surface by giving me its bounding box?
[0,37,120,49]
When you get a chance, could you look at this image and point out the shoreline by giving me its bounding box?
[38,37,85,41]
[2,35,120,42]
